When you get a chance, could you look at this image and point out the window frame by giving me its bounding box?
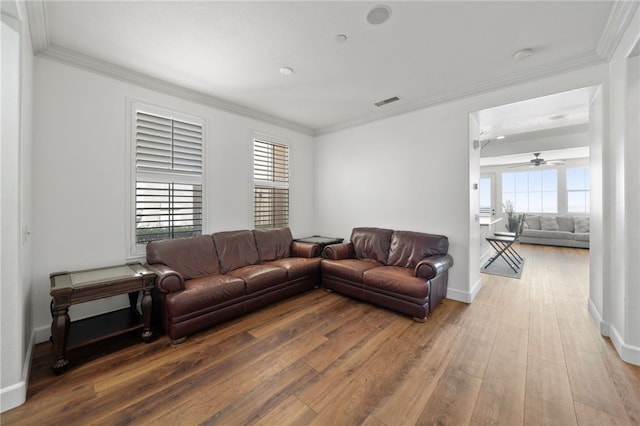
[501,169,558,214]
[252,133,290,229]
[566,167,590,213]
[126,100,206,259]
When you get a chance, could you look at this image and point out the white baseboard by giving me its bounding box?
[447,278,482,303]
[0,329,35,413]
[34,324,51,344]
[587,297,604,328]
[588,297,640,366]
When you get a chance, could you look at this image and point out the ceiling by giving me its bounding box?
[24,1,637,135]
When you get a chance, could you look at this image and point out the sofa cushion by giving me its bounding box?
[321,258,380,283]
[146,235,220,280]
[556,216,575,233]
[213,230,260,273]
[253,228,292,262]
[540,216,560,231]
[387,231,449,269]
[351,227,393,264]
[363,266,429,299]
[524,215,542,230]
[165,274,245,319]
[574,232,590,242]
[574,217,590,233]
[268,257,321,280]
[227,264,288,293]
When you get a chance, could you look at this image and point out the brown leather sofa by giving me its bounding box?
[321,227,454,321]
[145,227,321,344]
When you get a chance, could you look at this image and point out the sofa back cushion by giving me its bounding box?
[556,216,575,232]
[253,227,292,262]
[574,216,590,233]
[387,231,449,269]
[540,216,560,231]
[213,230,260,273]
[146,235,220,280]
[524,215,542,230]
[350,227,393,264]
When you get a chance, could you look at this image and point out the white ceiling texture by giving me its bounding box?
[25,1,637,137]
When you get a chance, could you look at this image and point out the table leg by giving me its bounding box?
[50,305,70,374]
[141,288,153,342]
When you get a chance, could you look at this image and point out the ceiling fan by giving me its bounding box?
[509,152,566,168]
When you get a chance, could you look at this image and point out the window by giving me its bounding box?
[253,138,289,228]
[129,104,204,255]
[502,170,557,213]
[567,167,590,213]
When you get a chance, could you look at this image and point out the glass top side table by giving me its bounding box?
[49,262,155,374]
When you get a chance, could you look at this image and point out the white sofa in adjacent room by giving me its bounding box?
[519,215,590,248]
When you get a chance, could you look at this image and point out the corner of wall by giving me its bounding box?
[447,277,482,303]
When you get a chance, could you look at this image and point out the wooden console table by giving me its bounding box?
[49,262,155,374]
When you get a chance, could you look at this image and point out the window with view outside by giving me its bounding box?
[502,169,557,213]
[567,167,590,213]
[254,139,289,228]
[134,109,203,244]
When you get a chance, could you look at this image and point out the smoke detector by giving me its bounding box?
[367,5,392,25]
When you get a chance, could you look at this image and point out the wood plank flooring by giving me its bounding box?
[3,244,640,425]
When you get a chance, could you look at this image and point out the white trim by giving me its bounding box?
[446,277,481,304]
[606,323,640,366]
[588,297,604,329]
[22,0,637,137]
[23,0,48,52]
[37,45,313,136]
[596,1,640,61]
[125,99,207,258]
[0,330,35,413]
[588,298,640,366]
[316,50,606,135]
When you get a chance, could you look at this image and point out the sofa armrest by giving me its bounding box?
[291,241,321,258]
[145,263,184,294]
[415,254,454,280]
[324,242,355,260]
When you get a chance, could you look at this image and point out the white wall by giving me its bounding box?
[1,0,34,411]
[30,58,316,338]
[596,6,640,364]
[315,65,607,304]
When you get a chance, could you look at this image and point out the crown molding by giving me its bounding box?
[24,0,49,53]
[316,50,606,136]
[596,1,639,61]
[37,45,314,136]
[24,0,634,138]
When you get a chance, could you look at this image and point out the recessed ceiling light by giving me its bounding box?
[549,114,566,120]
[496,135,505,140]
[513,48,533,62]
[335,34,348,43]
[280,67,294,76]
[367,5,392,25]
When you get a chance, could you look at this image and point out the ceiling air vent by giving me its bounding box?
[374,96,400,107]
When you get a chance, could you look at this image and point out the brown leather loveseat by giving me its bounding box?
[321,227,453,321]
[145,227,321,344]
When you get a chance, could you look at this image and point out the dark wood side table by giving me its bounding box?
[49,262,155,374]
[295,236,344,256]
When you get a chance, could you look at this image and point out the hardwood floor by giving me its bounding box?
[3,244,640,425]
